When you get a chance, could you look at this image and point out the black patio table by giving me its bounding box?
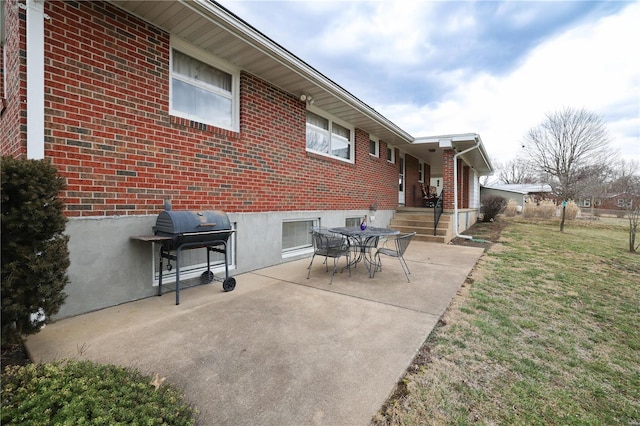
[328,226,400,277]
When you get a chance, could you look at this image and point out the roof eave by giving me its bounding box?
[109,0,413,145]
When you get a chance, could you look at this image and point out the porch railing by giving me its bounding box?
[433,190,444,236]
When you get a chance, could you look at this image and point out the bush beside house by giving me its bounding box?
[1,157,69,347]
[481,196,506,222]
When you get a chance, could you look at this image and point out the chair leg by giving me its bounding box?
[398,256,411,282]
[329,252,351,284]
[329,257,339,284]
[369,252,380,278]
[307,253,316,279]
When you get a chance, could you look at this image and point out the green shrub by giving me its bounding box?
[1,360,198,425]
[1,157,69,347]
[481,195,506,222]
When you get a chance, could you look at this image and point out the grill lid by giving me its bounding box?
[154,210,231,236]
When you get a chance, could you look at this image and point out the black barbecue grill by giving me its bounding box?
[132,210,236,305]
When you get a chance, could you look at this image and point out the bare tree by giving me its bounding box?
[523,107,615,231]
[496,157,538,184]
[627,196,640,253]
[610,160,640,252]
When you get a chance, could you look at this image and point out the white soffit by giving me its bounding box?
[108,0,413,146]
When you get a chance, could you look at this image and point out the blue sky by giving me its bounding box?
[218,1,640,166]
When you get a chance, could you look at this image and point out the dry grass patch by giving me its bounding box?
[374,218,640,425]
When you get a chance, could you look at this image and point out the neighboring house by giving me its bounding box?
[481,184,553,211]
[586,193,635,211]
[1,0,493,318]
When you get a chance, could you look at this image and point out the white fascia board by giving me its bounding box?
[184,0,413,144]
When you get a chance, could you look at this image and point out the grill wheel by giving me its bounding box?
[200,271,214,284]
[223,277,236,292]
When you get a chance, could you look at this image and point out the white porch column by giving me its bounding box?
[26,0,45,160]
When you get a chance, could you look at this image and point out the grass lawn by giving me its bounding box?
[375,217,640,425]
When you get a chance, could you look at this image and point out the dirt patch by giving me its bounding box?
[1,343,30,369]
[448,217,508,249]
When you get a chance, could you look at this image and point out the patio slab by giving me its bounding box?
[25,241,484,426]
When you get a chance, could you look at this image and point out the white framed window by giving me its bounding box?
[418,161,425,182]
[306,107,354,162]
[152,223,236,286]
[282,219,318,257]
[369,135,379,157]
[346,217,360,227]
[170,38,240,131]
[387,146,395,163]
[583,198,591,207]
[617,199,625,208]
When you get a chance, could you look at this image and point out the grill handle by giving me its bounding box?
[198,223,217,227]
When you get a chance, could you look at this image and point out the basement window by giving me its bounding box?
[282,219,317,258]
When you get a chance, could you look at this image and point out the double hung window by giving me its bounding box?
[170,43,238,131]
[306,110,353,162]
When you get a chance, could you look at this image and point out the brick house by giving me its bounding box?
[578,194,634,211]
[1,0,492,318]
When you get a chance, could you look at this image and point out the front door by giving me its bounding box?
[398,153,405,205]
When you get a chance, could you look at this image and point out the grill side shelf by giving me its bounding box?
[130,235,172,242]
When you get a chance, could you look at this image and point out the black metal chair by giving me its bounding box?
[307,229,351,284]
[371,232,416,282]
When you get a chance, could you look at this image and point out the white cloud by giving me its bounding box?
[313,2,441,66]
[218,1,639,167]
[383,2,640,165]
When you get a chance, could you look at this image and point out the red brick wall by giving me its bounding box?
[20,0,400,216]
[0,0,27,157]
[442,149,455,209]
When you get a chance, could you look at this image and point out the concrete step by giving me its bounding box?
[414,234,448,243]
[390,225,448,237]
[390,219,448,229]
[391,213,451,223]
[390,209,454,244]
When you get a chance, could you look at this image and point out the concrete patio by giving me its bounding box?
[25,241,484,426]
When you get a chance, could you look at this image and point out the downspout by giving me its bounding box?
[25,0,46,160]
[453,138,481,240]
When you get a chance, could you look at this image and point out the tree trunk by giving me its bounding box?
[630,209,638,253]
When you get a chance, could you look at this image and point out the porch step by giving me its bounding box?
[389,208,453,244]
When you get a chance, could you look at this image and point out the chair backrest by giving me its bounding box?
[311,229,345,252]
[395,232,416,256]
